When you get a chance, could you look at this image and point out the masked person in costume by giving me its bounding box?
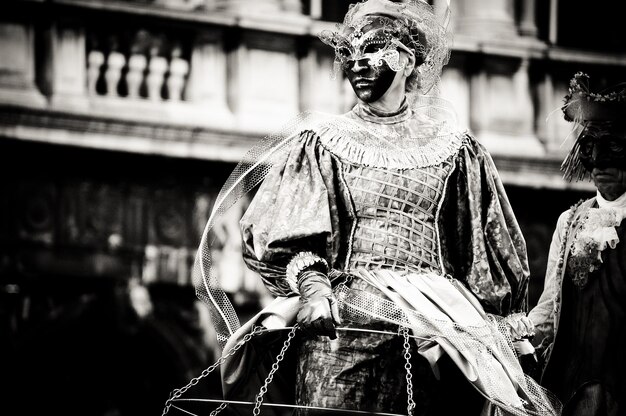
[166,1,561,416]
[528,72,626,416]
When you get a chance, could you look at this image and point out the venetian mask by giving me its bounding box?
[323,16,415,73]
[322,16,416,103]
[578,122,626,171]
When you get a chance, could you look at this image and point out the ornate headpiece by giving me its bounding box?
[561,72,626,181]
[562,72,626,123]
[319,0,451,95]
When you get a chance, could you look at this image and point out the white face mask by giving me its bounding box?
[321,16,415,73]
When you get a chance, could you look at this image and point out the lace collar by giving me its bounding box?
[313,109,465,169]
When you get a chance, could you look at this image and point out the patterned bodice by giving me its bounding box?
[342,160,454,274]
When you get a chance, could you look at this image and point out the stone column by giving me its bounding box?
[0,22,46,107]
[455,0,518,39]
[469,56,543,156]
[47,21,89,111]
[536,72,572,156]
[185,29,234,128]
[229,31,300,132]
[215,0,282,13]
[308,0,322,19]
[519,0,538,37]
[281,0,302,14]
[439,54,470,131]
[215,0,304,14]
[299,41,343,114]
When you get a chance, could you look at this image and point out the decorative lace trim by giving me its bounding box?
[435,155,456,275]
[567,204,626,287]
[314,116,466,169]
[286,252,329,292]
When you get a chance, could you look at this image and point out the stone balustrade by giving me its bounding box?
[2,0,616,297]
[86,31,190,102]
[0,0,624,182]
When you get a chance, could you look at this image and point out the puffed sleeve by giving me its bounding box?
[439,135,530,316]
[240,130,349,297]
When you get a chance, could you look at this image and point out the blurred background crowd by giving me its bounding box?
[0,0,624,415]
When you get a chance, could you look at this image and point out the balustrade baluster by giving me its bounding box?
[87,50,104,96]
[105,51,126,97]
[167,47,189,101]
[147,55,168,101]
[127,54,147,98]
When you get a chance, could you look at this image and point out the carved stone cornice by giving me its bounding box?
[490,154,595,191]
[0,105,259,162]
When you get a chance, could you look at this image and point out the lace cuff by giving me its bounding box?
[503,312,535,341]
[286,252,329,293]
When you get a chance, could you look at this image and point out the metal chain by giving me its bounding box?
[252,325,299,416]
[209,402,228,416]
[400,327,416,416]
[162,325,264,416]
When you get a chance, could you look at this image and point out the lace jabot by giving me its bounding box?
[567,194,626,287]
[314,100,465,169]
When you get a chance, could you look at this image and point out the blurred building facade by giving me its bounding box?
[0,0,624,415]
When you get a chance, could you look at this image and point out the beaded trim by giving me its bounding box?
[286,252,329,292]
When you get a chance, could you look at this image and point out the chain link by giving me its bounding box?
[162,325,264,416]
[252,325,298,416]
[209,402,228,416]
[164,323,417,416]
[400,327,415,416]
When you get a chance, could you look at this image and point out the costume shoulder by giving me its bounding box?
[455,131,496,164]
[440,130,530,316]
[240,113,351,296]
[558,197,596,230]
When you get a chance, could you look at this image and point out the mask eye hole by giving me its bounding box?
[337,46,352,60]
[578,136,595,157]
[601,136,625,153]
[363,42,385,54]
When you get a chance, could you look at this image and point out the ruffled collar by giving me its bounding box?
[312,108,465,169]
[596,190,626,209]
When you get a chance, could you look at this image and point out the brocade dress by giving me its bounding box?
[237,101,530,415]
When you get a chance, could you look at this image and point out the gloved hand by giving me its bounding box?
[296,270,342,339]
[505,313,535,340]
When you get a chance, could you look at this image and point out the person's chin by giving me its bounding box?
[354,88,373,102]
[355,88,380,103]
[596,183,624,199]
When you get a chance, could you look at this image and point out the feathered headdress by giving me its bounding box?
[561,72,626,181]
